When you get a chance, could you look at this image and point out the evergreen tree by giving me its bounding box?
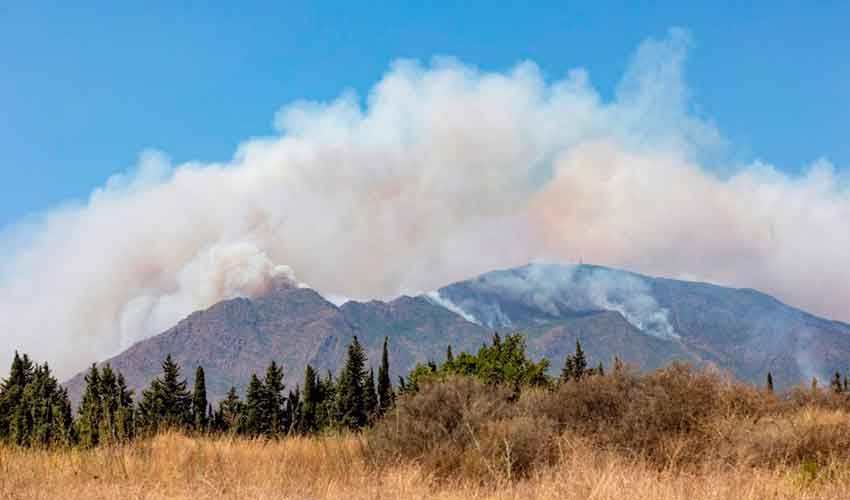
[336,336,368,430]
[192,366,208,431]
[377,337,393,416]
[300,365,319,433]
[560,340,588,382]
[138,354,192,432]
[243,374,266,436]
[316,371,337,431]
[285,387,300,435]
[766,371,774,394]
[573,340,587,381]
[0,352,35,441]
[262,361,286,436]
[597,361,605,377]
[0,355,73,448]
[446,344,454,363]
[76,365,102,447]
[363,368,378,422]
[218,386,242,432]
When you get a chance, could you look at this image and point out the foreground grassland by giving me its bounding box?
[2,423,850,500]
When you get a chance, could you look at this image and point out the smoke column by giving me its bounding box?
[1,29,848,378]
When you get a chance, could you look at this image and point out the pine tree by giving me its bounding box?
[0,352,34,441]
[218,386,242,432]
[363,368,378,422]
[192,366,208,431]
[446,344,454,363]
[336,336,368,430]
[597,361,605,377]
[76,365,102,448]
[262,361,286,436]
[243,374,266,436]
[300,365,318,433]
[377,337,393,415]
[138,354,192,432]
[573,340,587,381]
[285,387,300,435]
[766,371,774,394]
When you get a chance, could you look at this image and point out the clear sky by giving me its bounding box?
[1,1,848,228]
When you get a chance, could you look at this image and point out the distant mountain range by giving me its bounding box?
[64,263,850,404]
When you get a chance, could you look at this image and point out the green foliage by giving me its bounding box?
[335,336,369,430]
[377,337,393,416]
[192,366,208,431]
[262,361,287,435]
[561,340,589,383]
[0,353,74,448]
[399,333,551,396]
[767,371,775,394]
[831,371,843,394]
[299,365,319,434]
[138,354,192,433]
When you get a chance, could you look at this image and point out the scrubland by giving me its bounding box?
[3,364,850,499]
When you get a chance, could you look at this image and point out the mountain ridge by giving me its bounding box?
[64,263,850,404]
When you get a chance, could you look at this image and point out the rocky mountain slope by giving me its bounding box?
[64,263,850,403]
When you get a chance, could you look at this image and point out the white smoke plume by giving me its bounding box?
[1,28,848,378]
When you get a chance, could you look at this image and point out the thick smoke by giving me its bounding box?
[428,263,679,340]
[1,29,848,378]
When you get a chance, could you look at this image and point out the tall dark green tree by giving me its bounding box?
[76,365,102,447]
[262,361,286,435]
[300,365,319,433]
[138,354,192,432]
[377,337,393,416]
[0,352,35,441]
[192,366,208,431]
[336,336,368,430]
[243,374,266,436]
[0,355,73,448]
[561,340,588,382]
[766,372,774,394]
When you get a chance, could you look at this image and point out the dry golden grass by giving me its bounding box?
[2,424,850,500]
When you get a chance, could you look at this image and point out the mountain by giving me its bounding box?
[64,263,850,404]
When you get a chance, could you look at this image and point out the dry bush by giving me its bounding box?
[367,376,557,480]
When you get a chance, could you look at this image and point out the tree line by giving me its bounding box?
[1,332,848,448]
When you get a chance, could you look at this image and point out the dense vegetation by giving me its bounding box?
[2,331,849,484]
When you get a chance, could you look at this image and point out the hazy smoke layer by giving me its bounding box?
[429,263,679,340]
[1,29,848,378]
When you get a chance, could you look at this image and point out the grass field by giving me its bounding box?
[2,425,850,500]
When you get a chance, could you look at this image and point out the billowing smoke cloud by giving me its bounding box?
[428,263,679,340]
[1,28,848,378]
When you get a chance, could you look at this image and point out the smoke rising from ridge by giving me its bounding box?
[1,29,849,378]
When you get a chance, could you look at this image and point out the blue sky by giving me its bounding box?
[1,1,848,228]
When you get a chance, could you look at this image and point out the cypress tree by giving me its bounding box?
[336,336,368,430]
[138,354,192,432]
[300,365,318,433]
[377,337,393,415]
[192,366,208,431]
[446,344,454,363]
[766,371,774,394]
